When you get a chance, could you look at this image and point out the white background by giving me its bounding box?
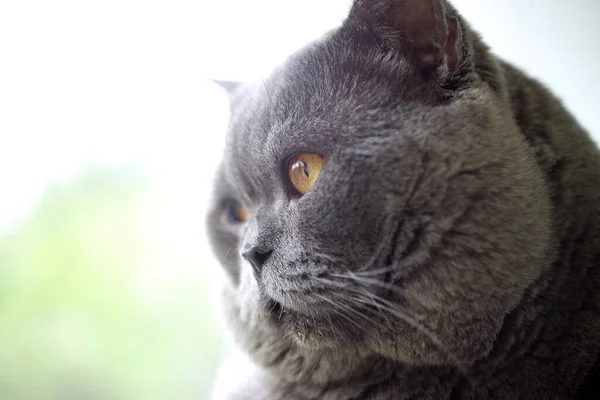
[1,0,599,232]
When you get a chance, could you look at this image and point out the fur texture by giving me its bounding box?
[206,0,600,398]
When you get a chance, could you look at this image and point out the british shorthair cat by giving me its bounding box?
[207,0,600,398]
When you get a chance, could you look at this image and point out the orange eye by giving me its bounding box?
[287,153,324,195]
[226,200,247,223]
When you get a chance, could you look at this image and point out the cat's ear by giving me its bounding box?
[345,0,465,75]
[211,79,242,97]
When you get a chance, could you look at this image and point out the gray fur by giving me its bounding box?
[206,0,600,398]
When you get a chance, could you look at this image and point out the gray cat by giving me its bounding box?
[206,0,600,398]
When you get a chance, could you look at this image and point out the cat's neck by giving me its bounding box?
[468,60,600,397]
[465,217,600,397]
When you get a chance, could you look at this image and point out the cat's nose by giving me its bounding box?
[242,247,273,279]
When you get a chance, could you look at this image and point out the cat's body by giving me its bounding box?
[207,1,600,398]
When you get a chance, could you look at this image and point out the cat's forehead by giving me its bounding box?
[225,33,420,149]
[220,27,474,193]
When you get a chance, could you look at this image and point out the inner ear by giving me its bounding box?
[346,0,463,75]
[442,16,460,72]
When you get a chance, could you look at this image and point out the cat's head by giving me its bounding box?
[207,0,552,371]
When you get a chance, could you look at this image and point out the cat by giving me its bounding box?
[206,0,600,398]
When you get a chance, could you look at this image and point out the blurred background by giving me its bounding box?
[0,0,598,399]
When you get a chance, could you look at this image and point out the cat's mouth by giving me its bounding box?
[264,297,285,319]
[262,296,321,343]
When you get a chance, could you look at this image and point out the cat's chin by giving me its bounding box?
[262,297,366,349]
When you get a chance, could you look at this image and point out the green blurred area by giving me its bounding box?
[0,166,226,400]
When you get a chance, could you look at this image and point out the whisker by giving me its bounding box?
[319,280,459,365]
[349,292,450,356]
[328,272,408,297]
[313,276,348,288]
[355,237,393,274]
[302,351,323,382]
[292,347,309,375]
[318,253,343,264]
[224,246,233,260]
[314,293,365,329]
[242,89,271,129]
[267,301,279,315]
[261,77,272,106]
[350,264,400,277]
[312,273,467,374]
[317,292,382,329]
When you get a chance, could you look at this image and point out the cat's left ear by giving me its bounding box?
[211,79,242,97]
[345,0,467,76]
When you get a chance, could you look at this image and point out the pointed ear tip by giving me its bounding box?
[210,79,243,95]
[209,78,229,85]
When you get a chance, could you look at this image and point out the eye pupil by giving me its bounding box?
[302,163,310,178]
